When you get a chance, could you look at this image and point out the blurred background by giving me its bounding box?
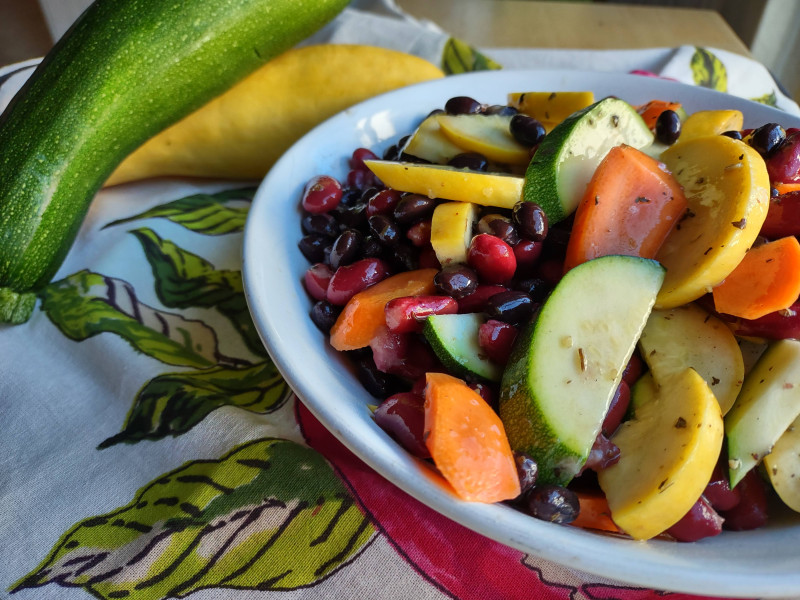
[0,0,797,99]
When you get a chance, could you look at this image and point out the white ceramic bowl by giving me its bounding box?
[243,70,800,597]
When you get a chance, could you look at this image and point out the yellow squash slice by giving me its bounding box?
[655,135,770,309]
[598,368,724,540]
[363,160,524,209]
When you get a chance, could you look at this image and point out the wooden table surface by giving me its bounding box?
[396,0,751,56]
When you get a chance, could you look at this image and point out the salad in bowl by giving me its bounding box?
[243,70,800,596]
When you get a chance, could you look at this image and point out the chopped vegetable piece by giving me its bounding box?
[570,490,622,533]
[636,99,683,129]
[329,268,437,351]
[680,109,744,141]
[712,236,800,320]
[655,135,770,309]
[508,91,595,130]
[563,145,687,271]
[424,372,521,502]
[363,160,524,209]
[774,182,800,195]
[598,368,724,540]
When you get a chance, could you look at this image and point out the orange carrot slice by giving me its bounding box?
[329,268,437,351]
[774,182,800,196]
[563,144,687,272]
[424,372,521,503]
[712,236,800,320]
[636,99,682,129]
[570,490,622,534]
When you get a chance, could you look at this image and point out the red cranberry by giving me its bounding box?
[350,147,379,170]
[666,496,724,542]
[478,319,518,365]
[303,263,334,301]
[418,245,441,269]
[302,175,342,214]
[366,189,402,217]
[406,220,432,247]
[602,380,631,436]
[374,392,430,458]
[326,258,390,305]
[384,295,459,334]
[514,239,544,276]
[622,353,645,386]
[370,326,439,380]
[704,460,741,512]
[467,233,516,284]
[457,284,508,313]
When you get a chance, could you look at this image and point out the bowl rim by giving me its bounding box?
[243,68,800,597]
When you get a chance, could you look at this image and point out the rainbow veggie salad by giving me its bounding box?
[296,90,800,542]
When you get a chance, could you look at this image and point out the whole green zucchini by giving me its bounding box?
[0,0,348,324]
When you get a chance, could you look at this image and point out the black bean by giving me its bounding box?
[512,201,549,241]
[329,229,363,269]
[514,453,539,496]
[445,96,482,115]
[362,235,385,258]
[721,130,743,140]
[298,234,329,263]
[302,212,339,237]
[488,218,521,246]
[514,277,551,303]
[526,484,579,524]
[434,265,479,299]
[448,152,489,171]
[510,114,546,147]
[483,104,518,117]
[333,202,367,230]
[383,144,401,161]
[389,243,419,272]
[353,355,405,398]
[486,291,534,325]
[310,300,340,332]
[655,109,681,145]
[750,123,786,158]
[393,194,437,224]
[368,215,401,247]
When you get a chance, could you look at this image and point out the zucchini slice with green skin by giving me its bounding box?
[499,255,665,485]
[423,313,501,382]
[0,0,347,324]
[523,97,653,224]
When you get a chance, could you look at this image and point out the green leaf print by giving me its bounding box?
[39,270,219,368]
[750,90,778,107]
[131,227,266,358]
[690,47,727,92]
[99,361,291,448]
[442,37,501,75]
[106,187,256,234]
[11,438,376,599]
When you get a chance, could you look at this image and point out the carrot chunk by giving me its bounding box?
[774,182,800,196]
[329,268,437,351]
[570,490,622,534]
[712,236,800,320]
[424,372,521,503]
[636,100,682,129]
[564,145,687,272]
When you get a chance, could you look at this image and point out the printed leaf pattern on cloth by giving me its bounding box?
[131,227,266,358]
[99,361,291,448]
[690,47,727,92]
[11,438,376,599]
[750,90,778,107]
[105,187,255,235]
[39,270,219,369]
[442,37,501,75]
